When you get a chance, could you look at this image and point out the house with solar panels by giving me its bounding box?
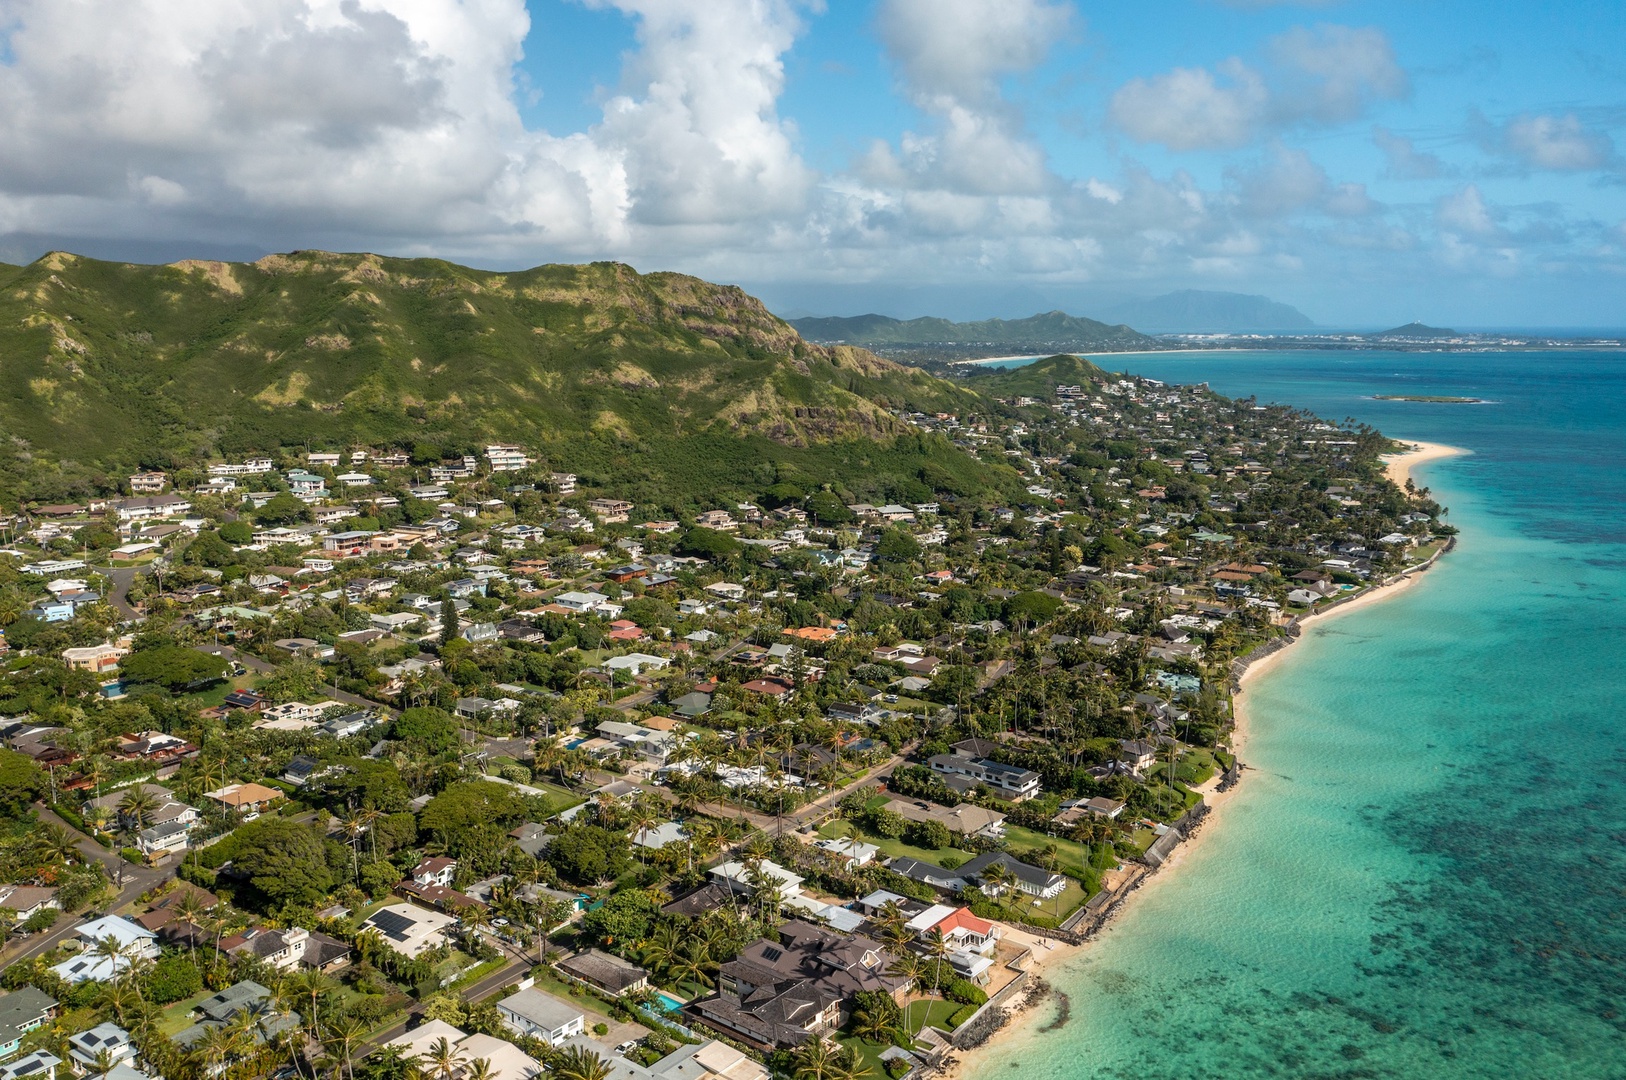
[358,903,455,958]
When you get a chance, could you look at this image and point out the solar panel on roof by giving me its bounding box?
[368,909,416,941]
[760,946,783,962]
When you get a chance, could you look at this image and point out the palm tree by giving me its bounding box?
[627,800,662,865]
[873,901,912,954]
[194,1024,236,1079]
[323,1016,370,1080]
[886,950,927,996]
[118,787,161,830]
[920,929,952,993]
[33,823,81,866]
[90,935,135,980]
[464,1059,496,1080]
[980,860,1015,899]
[174,890,209,963]
[553,1045,612,1080]
[790,1038,840,1080]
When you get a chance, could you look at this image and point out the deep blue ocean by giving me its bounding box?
[971,350,1626,1079]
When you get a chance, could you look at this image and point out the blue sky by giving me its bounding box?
[0,0,1621,325]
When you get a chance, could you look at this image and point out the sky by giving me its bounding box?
[0,0,1621,326]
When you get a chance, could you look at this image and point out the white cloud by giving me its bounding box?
[1372,126,1448,179]
[1436,185,1499,238]
[1110,24,1406,150]
[867,0,1073,196]
[1501,113,1613,171]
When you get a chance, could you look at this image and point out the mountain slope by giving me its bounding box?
[790,310,1157,351]
[965,354,1112,398]
[0,252,996,501]
[1101,290,1313,332]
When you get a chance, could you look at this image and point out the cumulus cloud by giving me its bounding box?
[866,0,1073,196]
[1500,113,1614,171]
[1372,126,1449,179]
[1110,24,1406,150]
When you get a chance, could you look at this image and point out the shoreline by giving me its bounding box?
[926,444,1468,1080]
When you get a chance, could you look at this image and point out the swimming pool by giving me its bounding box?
[654,991,685,1012]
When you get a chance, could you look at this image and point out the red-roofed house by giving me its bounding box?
[904,905,1001,983]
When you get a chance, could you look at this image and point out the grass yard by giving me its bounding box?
[900,998,964,1033]
[817,819,973,866]
[525,970,616,1017]
[158,990,214,1036]
[999,825,1093,880]
[833,1035,890,1080]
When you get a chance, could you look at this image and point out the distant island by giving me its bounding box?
[1370,322,1458,338]
[1373,394,1486,403]
[789,309,1162,358]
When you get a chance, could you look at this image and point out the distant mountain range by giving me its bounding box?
[789,289,1316,344]
[1097,290,1315,332]
[789,310,1158,351]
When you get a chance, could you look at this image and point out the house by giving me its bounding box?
[61,642,130,674]
[958,851,1067,899]
[887,857,968,893]
[203,783,284,816]
[1117,739,1159,773]
[496,987,587,1045]
[597,720,678,762]
[411,857,457,888]
[586,499,633,523]
[554,590,611,614]
[0,886,59,921]
[224,926,349,972]
[690,920,905,1050]
[883,799,1006,839]
[385,1021,542,1080]
[0,988,57,1060]
[485,445,531,472]
[740,678,795,703]
[358,903,456,958]
[0,1051,61,1080]
[66,1022,135,1075]
[671,692,712,719]
[604,653,670,677]
[646,1040,770,1080]
[509,823,555,859]
[52,917,158,983]
[703,582,746,601]
[632,822,689,850]
[136,819,193,859]
[709,860,803,901]
[127,473,167,494]
[905,905,1001,983]
[927,755,1041,801]
[811,837,879,868]
[556,950,651,997]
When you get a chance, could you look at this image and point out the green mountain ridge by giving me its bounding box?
[789,310,1157,351]
[1,251,1011,504]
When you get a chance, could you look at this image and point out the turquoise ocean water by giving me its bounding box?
[972,350,1626,1079]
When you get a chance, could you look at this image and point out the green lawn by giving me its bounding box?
[999,825,1093,880]
[900,998,963,1033]
[524,971,616,1017]
[158,990,213,1036]
[817,819,973,867]
[833,1035,890,1080]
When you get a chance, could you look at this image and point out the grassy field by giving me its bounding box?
[817,818,973,866]
[998,824,1094,880]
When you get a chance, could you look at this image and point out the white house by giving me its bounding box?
[708,860,803,901]
[52,918,158,983]
[495,987,586,1046]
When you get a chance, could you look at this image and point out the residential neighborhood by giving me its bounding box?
[0,368,1448,1080]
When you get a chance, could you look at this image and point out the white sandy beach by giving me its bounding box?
[931,442,1469,1080]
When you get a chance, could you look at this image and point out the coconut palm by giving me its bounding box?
[790,1038,840,1080]
[919,928,952,993]
[464,1059,496,1080]
[118,787,161,829]
[323,1016,370,1080]
[33,823,81,866]
[552,1045,612,1080]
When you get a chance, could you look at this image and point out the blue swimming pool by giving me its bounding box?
[654,991,685,1012]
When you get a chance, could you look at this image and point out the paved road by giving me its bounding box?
[101,565,146,621]
[193,644,390,714]
[359,957,528,1054]
[0,805,172,967]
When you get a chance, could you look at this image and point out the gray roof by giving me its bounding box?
[498,987,584,1031]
